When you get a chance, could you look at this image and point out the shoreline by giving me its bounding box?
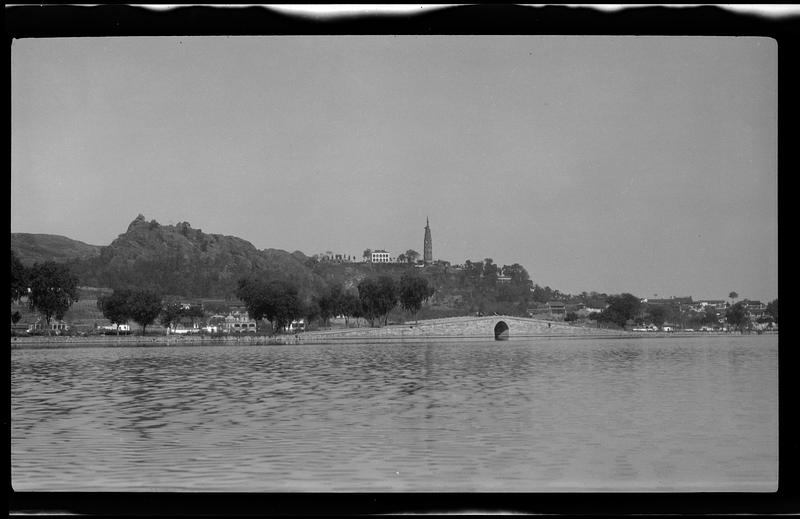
[10,314,774,349]
[10,330,772,349]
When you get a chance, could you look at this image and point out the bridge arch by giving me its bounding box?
[494,320,509,340]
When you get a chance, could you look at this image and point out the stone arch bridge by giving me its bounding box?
[308,315,623,340]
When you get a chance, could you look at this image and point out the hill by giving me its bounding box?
[19,214,328,300]
[11,215,544,318]
[10,233,102,266]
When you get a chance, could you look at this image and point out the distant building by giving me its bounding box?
[645,297,693,307]
[370,250,391,263]
[288,319,306,332]
[529,301,567,319]
[27,319,70,333]
[742,300,766,319]
[423,217,433,265]
[221,312,257,333]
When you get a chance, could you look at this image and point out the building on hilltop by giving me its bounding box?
[423,217,433,265]
[370,250,391,263]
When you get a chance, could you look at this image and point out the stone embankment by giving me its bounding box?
[10,334,291,348]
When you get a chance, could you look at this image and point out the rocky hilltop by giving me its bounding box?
[13,214,326,299]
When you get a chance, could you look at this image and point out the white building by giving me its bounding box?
[370,250,391,263]
[221,312,257,333]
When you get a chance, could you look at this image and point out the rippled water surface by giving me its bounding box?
[12,335,777,491]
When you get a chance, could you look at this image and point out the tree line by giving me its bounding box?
[588,292,778,331]
[12,247,777,335]
[11,250,79,333]
[12,249,436,336]
[236,272,435,333]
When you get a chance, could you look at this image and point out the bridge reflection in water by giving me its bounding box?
[494,321,509,340]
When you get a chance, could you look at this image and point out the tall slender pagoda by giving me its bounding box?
[423,217,433,265]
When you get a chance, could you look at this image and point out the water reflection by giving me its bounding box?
[11,336,777,492]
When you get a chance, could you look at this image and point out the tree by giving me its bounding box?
[399,273,435,323]
[127,289,163,335]
[397,253,407,264]
[647,305,667,328]
[98,289,134,334]
[405,249,420,265]
[597,293,640,328]
[725,302,748,332]
[339,292,362,328]
[303,299,321,328]
[766,298,778,323]
[357,278,380,327]
[316,283,344,326]
[463,260,482,281]
[377,276,399,325]
[27,261,79,334]
[363,249,372,261]
[270,282,302,332]
[236,276,269,323]
[501,263,530,284]
[729,291,739,305]
[700,306,720,327]
[236,277,302,334]
[183,304,205,326]
[11,249,29,304]
[159,300,184,330]
[358,276,398,327]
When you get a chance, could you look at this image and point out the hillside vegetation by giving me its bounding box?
[11,233,101,265]
[12,214,543,319]
[56,215,328,300]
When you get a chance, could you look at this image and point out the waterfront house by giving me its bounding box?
[742,300,767,319]
[221,312,258,333]
[27,319,70,334]
[287,319,306,332]
[99,323,132,334]
[529,301,567,319]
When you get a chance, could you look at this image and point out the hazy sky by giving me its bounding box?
[11,36,777,302]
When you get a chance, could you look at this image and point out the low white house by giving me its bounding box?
[99,323,131,333]
[28,319,70,333]
[167,323,200,335]
[287,319,306,332]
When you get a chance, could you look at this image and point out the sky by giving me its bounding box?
[11,36,778,303]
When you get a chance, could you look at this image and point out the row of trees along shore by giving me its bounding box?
[86,273,436,336]
[12,250,437,336]
[11,251,79,333]
[235,272,436,334]
[588,292,778,333]
[12,249,777,336]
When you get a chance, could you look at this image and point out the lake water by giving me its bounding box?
[11,335,777,492]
